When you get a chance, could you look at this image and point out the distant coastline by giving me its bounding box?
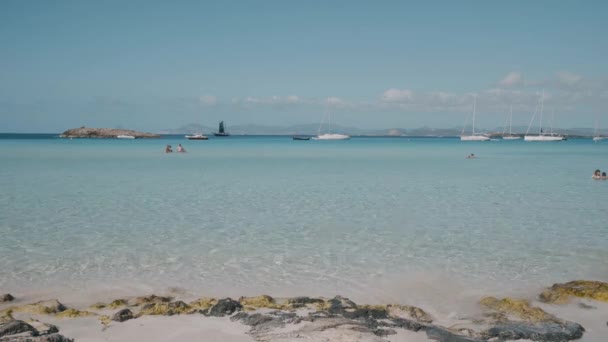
[59,127,160,139]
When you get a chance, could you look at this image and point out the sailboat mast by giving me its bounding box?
[539,90,545,135]
[472,94,477,134]
[509,105,513,135]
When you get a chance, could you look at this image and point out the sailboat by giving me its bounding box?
[502,106,521,140]
[524,91,564,141]
[213,121,230,137]
[460,94,490,141]
[313,106,350,140]
[593,115,604,141]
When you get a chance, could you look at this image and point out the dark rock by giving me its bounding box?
[373,328,396,337]
[426,326,486,342]
[388,317,426,332]
[35,334,74,342]
[326,296,357,314]
[205,298,242,317]
[1,295,14,303]
[481,320,585,341]
[577,302,596,309]
[111,309,134,322]
[342,307,389,320]
[231,313,274,326]
[0,321,37,338]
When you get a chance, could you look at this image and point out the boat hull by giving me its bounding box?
[460,135,490,141]
[593,137,605,141]
[313,134,350,140]
[502,136,521,140]
[186,136,208,140]
[292,136,311,140]
[524,135,565,141]
[116,135,135,139]
[213,133,230,137]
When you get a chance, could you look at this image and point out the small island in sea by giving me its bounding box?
[59,127,160,139]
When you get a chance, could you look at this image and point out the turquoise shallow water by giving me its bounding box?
[1,135,607,302]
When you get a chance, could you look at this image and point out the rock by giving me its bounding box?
[540,280,608,304]
[479,297,556,322]
[342,305,389,320]
[111,309,133,322]
[0,321,36,338]
[426,326,485,342]
[188,298,217,311]
[386,317,426,332]
[59,127,160,139]
[1,295,14,303]
[387,304,433,323]
[30,334,74,342]
[481,320,585,341]
[205,298,242,317]
[577,302,596,309]
[324,296,357,313]
[138,301,190,316]
[285,296,324,308]
[239,295,278,310]
[13,300,66,315]
[27,320,58,336]
[129,295,172,306]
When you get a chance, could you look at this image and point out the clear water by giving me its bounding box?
[1,135,607,305]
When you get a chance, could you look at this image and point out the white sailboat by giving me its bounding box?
[313,106,350,140]
[593,115,604,141]
[460,94,490,141]
[524,91,565,141]
[502,106,521,140]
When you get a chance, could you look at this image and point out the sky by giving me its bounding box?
[1,0,607,133]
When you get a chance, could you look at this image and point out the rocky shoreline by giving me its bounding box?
[59,127,160,139]
[1,280,607,342]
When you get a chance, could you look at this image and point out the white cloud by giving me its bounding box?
[556,71,582,86]
[382,88,413,102]
[199,95,217,106]
[498,71,522,87]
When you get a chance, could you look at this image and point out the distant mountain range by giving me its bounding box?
[160,123,605,137]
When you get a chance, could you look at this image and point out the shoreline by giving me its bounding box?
[2,280,607,342]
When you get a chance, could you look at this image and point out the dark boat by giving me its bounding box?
[292,136,310,140]
[213,121,230,137]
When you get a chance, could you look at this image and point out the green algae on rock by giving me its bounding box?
[12,300,67,315]
[479,296,556,322]
[55,308,96,318]
[539,280,608,304]
[137,301,191,316]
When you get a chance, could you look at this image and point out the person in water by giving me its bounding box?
[467,153,476,159]
[592,169,601,179]
[177,144,186,153]
[165,145,173,153]
[602,172,607,180]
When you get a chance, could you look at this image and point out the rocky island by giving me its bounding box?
[59,127,160,139]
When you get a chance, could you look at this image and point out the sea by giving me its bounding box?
[1,134,607,311]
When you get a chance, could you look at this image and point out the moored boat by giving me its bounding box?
[214,121,230,136]
[185,134,209,140]
[116,135,135,139]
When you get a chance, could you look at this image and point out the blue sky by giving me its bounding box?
[1,0,607,132]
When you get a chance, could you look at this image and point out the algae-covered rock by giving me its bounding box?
[1,294,15,303]
[539,280,608,304]
[188,297,217,311]
[55,309,95,318]
[138,301,191,316]
[285,296,324,308]
[0,309,14,323]
[479,297,556,322]
[32,333,75,342]
[88,303,106,310]
[239,295,279,310]
[323,295,357,313]
[426,325,486,342]
[111,309,133,322]
[129,295,172,306]
[13,300,67,315]
[205,298,242,317]
[387,304,433,323]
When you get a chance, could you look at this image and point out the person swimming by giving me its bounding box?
[592,169,601,179]
[165,145,173,153]
[177,144,186,153]
[466,153,476,159]
[602,172,607,180]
